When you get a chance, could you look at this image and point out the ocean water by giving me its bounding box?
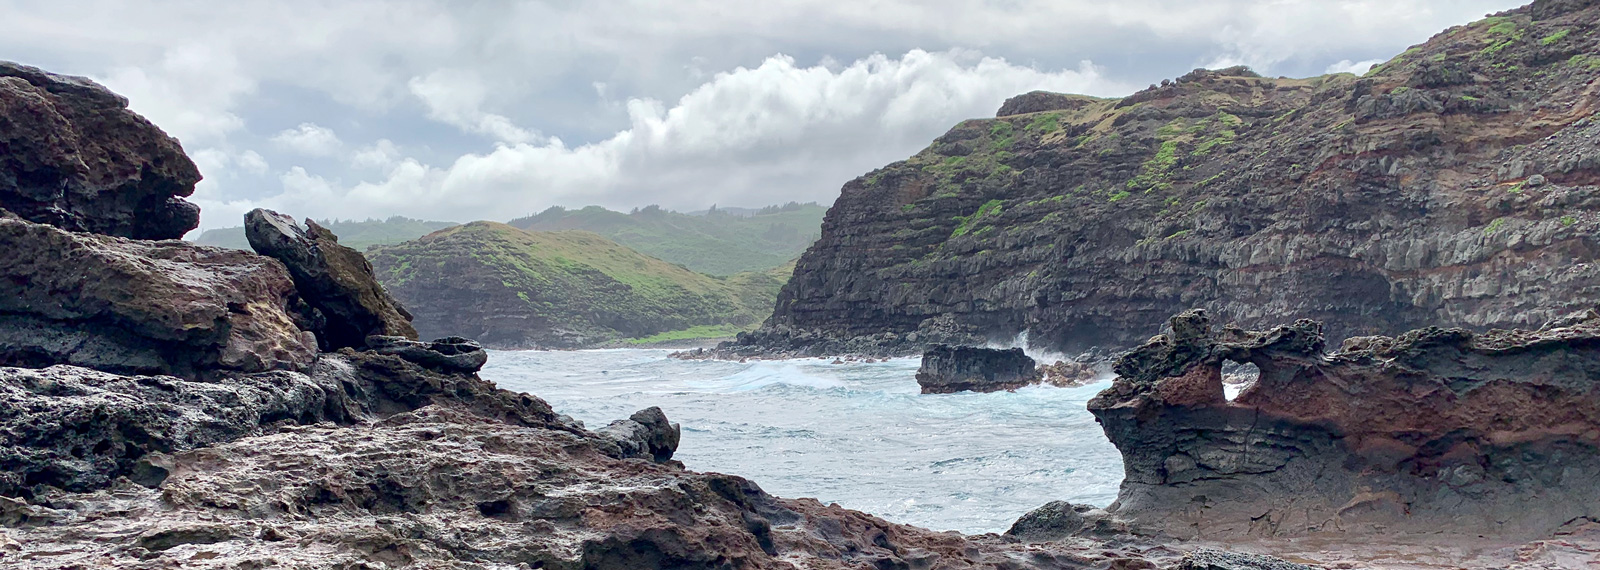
[481,349,1124,534]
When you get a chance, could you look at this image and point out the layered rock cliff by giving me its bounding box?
[743,0,1600,356]
[1089,309,1600,541]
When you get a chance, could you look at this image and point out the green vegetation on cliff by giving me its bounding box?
[368,222,790,348]
[508,202,824,276]
[195,217,456,252]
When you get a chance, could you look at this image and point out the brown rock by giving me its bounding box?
[245,208,417,349]
[0,216,315,377]
[0,61,200,240]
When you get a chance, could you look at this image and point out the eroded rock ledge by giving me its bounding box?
[1089,309,1600,540]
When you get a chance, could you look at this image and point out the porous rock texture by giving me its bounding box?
[1088,309,1600,541]
[737,0,1600,357]
[0,350,574,502]
[1,402,1237,570]
[916,344,1041,394]
[0,61,200,240]
[0,216,317,377]
[246,208,418,350]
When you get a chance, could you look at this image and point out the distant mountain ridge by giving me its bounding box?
[194,217,456,252]
[367,222,790,348]
[508,202,825,276]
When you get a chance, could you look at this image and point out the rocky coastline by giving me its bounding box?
[725,0,1600,360]
[6,17,1600,569]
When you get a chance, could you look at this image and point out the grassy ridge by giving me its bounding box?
[509,203,825,276]
[369,222,788,348]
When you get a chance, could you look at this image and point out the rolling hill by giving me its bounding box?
[367,222,790,348]
[508,202,824,276]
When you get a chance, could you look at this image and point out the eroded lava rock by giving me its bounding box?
[0,61,200,240]
[0,216,317,377]
[245,208,418,350]
[916,344,1041,394]
[1089,309,1600,540]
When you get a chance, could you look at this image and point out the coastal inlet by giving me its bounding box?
[482,349,1122,534]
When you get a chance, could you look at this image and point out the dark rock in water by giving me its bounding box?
[0,61,200,240]
[365,335,487,373]
[0,216,316,377]
[1005,501,1087,541]
[245,208,418,350]
[915,345,1039,394]
[1089,309,1600,540]
[598,406,682,463]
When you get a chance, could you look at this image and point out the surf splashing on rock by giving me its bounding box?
[482,349,1123,534]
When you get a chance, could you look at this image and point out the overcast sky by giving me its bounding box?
[3,0,1521,232]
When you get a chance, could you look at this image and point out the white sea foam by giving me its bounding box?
[481,349,1123,534]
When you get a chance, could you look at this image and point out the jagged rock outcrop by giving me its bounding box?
[740,1,1600,357]
[245,208,418,350]
[364,335,488,373]
[915,345,1040,394]
[1089,309,1600,540]
[0,216,316,377]
[0,61,200,240]
[597,406,681,463]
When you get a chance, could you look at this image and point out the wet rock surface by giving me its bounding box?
[0,61,200,240]
[742,2,1600,357]
[245,208,418,350]
[916,344,1040,394]
[0,216,316,377]
[1090,309,1600,540]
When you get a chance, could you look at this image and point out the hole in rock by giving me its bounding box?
[1221,362,1259,401]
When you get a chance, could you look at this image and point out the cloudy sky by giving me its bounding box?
[3,0,1520,233]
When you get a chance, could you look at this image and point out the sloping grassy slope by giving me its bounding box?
[509,203,824,276]
[369,222,786,348]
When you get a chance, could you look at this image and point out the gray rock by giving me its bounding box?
[1178,549,1317,570]
[1006,501,1087,541]
[598,406,681,462]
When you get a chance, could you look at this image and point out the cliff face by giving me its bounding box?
[756,0,1600,355]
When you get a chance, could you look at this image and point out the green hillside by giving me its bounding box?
[194,217,457,251]
[507,202,825,276]
[367,222,789,348]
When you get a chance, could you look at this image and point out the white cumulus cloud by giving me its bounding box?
[270,123,344,157]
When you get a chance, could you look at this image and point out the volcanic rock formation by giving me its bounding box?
[1089,309,1600,540]
[0,215,316,377]
[245,208,418,350]
[738,0,1600,357]
[915,344,1040,394]
[0,61,200,240]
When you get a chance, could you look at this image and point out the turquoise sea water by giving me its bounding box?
[481,349,1123,534]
